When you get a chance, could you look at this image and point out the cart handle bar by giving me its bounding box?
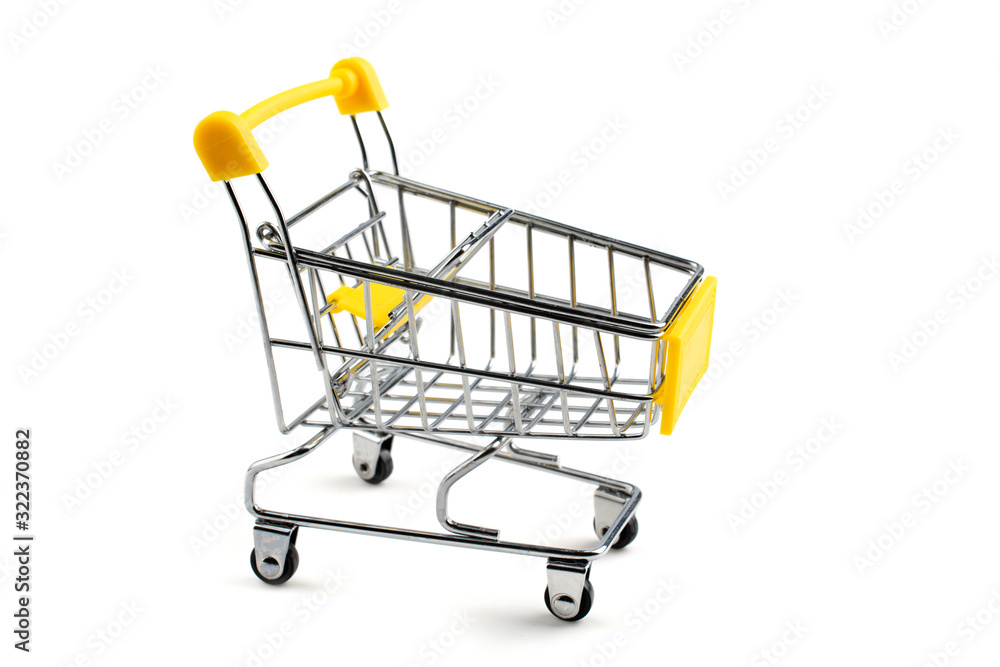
[193,57,388,182]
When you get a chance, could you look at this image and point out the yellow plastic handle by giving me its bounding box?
[193,57,388,181]
[654,276,717,435]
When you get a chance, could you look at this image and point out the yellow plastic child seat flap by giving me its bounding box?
[327,282,430,331]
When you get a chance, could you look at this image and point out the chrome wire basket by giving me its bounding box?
[194,57,716,620]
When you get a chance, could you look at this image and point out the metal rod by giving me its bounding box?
[436,437,510,539]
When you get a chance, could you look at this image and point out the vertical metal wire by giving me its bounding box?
[552,321,573,436]
[450,202,457,248]
[223,180,290,433]
[504,312,525,435]
[568,236,579,374]
[404,289,429,430]
[339,243,366,348]
[593,331,622,437]
[256,173,324,370]
[643,257,657,321]
[309,268,343,424]
[607,247,621,380]
[449,201,458,360]
[377,110,415,270]
[526,225,537,372]
[488,236,497,367]
[314,270,346,365]
[362,280,384,429]
[451,301,476,432]
[644,256,660,426]
[353,170,389,262]
[349,115,369,170]
[360,233,377,263]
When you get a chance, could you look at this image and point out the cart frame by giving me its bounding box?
[195,57,716,620]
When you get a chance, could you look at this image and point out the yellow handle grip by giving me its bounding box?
[193,57,388,181]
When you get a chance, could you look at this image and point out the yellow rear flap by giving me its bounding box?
[654,276,717,435]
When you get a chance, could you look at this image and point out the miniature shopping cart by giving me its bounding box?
[194,58,716,621]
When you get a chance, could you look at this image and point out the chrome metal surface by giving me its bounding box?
[352,431,389,481]
[252,522,297,581]
[212,97,707,616]
[545,559,591,620]
[435,436,510,539]
[243,425,641,562]
[594,485,633,540]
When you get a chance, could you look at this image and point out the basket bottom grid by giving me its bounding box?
[330,364,654,439]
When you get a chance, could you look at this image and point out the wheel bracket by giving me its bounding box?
[545,558,591,620]
[253,521,298,581]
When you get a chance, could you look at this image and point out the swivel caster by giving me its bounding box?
[544,559,594,621]
[353,432,393,484]
[594,516,639,550]
[250,523,299,585]
[594,486,639,549]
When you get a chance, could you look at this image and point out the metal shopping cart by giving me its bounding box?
[194,58,717,621]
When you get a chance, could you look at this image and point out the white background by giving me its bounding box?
[4,0,1000,665]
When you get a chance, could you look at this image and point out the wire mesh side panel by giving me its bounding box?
[240,169,700,439]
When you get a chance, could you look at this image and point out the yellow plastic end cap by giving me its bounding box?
[193,110,268,182]
[331,57,388,115]
[655,276,717,435]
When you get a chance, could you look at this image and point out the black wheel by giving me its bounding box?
[250,544,299,585]
[354,436,394,484]
[594,516,639,550]
[356,448,394,484]
[611,517,639,550]
[544,580,595,621]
